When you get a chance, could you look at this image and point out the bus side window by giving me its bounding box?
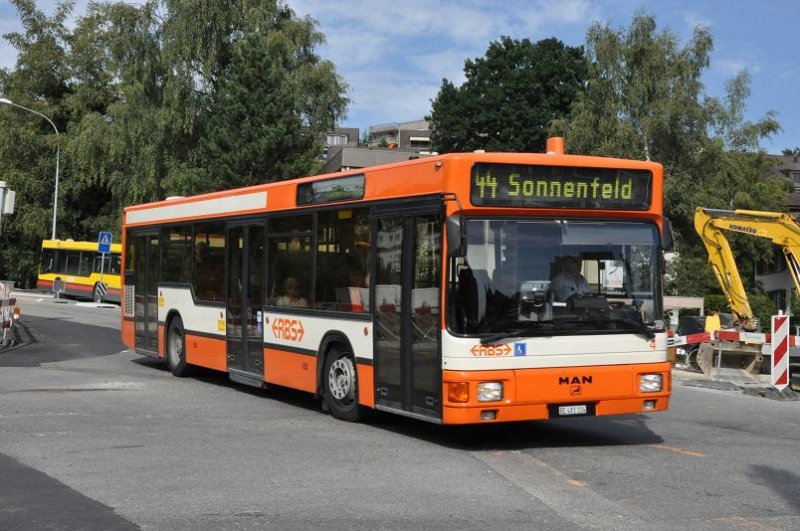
[162,226,193,283]
[268,234,312,307]
[193,222,225,301]
[268,215,313,308]
[316,208,370,312]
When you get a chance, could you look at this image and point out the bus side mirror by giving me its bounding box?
[447,215,467,257]
[662,217,674,252]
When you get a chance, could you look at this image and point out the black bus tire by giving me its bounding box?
[323,347,363,422]
[166,316,191,377]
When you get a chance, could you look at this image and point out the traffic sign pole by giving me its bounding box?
[97,231,113,304]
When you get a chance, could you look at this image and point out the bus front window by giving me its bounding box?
[449,219,662,338]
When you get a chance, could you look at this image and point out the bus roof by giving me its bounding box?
[42,239,122,253]
[124,149,663,227]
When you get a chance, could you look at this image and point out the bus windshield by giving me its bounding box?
[449,218,662,339]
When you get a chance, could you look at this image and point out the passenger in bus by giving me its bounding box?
[277,277,308,308]
[550,256,590,302]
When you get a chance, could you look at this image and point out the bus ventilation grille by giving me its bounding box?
[124,287,134,317]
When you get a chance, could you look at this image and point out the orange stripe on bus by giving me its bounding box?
[185,334,227,371]
[158,324,165,357]
[121,319,135,348]
[441,363,671,424]
[357,363,374,408]
[264,348,317,393]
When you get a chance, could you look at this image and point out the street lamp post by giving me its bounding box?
[0,97,60,240]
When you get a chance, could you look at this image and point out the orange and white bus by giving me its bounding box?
[121,137,672,424]
[38,239,122,303]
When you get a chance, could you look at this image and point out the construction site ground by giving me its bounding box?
[673,362,800,401]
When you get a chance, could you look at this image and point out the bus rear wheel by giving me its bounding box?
[166,316,191,377]
[324,347,362,422]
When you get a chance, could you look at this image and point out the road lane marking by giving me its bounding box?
[649,444,705,458]
[472,450,668,530]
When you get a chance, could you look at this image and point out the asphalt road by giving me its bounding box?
[2,292,800,530]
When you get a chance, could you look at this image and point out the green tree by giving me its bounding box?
[427,36,587,153]
[0,0,348,286]
[551,13,787,298]
[201,29,346,186]
[0,0,72,287]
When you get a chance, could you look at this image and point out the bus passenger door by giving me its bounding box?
[373,211,442,420]
[132,233,159,354]
[226,223,266,379]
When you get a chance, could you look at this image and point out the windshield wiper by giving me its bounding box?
[557,318,655,339]
[606,318,655,339]
[479,321,569,344]
[478,317,656,344]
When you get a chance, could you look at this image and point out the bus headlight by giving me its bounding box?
[477,382,503,402]
[639,374,663,393]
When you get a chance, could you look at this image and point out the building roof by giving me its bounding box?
[320,146,431,174]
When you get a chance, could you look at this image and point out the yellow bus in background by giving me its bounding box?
[37,239,122,303]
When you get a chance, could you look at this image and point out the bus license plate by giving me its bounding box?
[558,405,587,416]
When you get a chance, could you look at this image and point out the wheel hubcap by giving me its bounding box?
[328,357,355,402]
[169,328,182,366]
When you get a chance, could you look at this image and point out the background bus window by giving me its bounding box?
[65,251,82,275]
[54,250,66,273]
[93,253,121,275]
[161,226,193,283]
[40,249,56,273]
[315,208,370,312]
[110,255,122,275]
[79,252,92,276]
[194,222,225,301]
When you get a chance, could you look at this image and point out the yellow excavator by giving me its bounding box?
[694,207,800,385]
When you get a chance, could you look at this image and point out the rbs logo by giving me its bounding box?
[272,318,305,342]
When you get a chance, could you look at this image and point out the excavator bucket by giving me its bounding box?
[696,340,764,383]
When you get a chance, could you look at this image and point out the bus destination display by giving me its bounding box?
[471,163,652,210]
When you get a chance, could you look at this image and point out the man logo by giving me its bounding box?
[571,386,582,396]
[559,376,593,385]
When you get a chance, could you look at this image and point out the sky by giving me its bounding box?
[1,0,798,153]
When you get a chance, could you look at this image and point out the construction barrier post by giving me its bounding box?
[771,313,790,391]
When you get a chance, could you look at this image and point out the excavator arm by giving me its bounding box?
[695,207,800,330]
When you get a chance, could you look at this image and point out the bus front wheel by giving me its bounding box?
[166,316,190,377]
[324,347,362,422]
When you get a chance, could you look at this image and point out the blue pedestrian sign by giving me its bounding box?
[98,231,113,254]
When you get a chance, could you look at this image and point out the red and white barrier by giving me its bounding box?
[0,282,15,331]
[669,330,800,348]
[669,318,797,391]
[771,315,790,391]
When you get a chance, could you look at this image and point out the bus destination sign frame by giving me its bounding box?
[471,163,652,210]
